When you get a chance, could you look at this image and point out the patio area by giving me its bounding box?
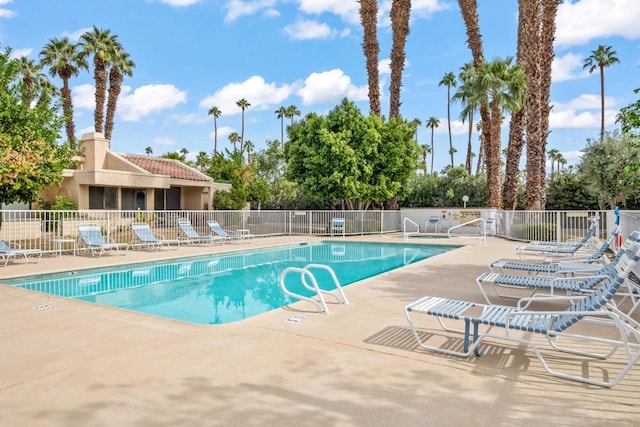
[1,235,639,426]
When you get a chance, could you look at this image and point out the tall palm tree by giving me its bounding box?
[80,26,119,134]
[16,56,46,107]
[453,63,476,174]
[244,140,254,164]
[468,57,526,207]
[411,118,422,143]
[389,0,411,119]
[475,120,484,175]
[207,106,221,154]
[145,146,153,156]
[40,37,88,151]
[584,44,620,142]
[358,0,381,116]
[275,106,287,143]
[180,147,189,161]
[104,48,135,141]
[236,98,250,153]
[285,104,300,126]
[228,131,241,152]
[425,117,440,174]
[439,71,457,167]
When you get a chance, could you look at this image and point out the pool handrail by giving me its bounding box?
[403,217,419,240]
[447,218,488,246]
[279,264,348,314]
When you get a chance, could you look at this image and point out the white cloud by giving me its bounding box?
[552,52,590,82]
[9,48,32,59]
[118,85,188,121]
[283,19,332,40]
[225,0,277,22]
[72,84,96,110]
[63,27,92,42]
[297,0,360,25]
[215,126,233,141]
[379,58,391,75]
[433,119,470,136]
[552,94,617,112]
[297,68,367,105]
[200,75,295,114]
[0,0,15,18]
[158,0,201,6]
[556,0,640,48]
[560,150,585,161]
[549,108,617,129]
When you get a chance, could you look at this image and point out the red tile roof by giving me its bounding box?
[119,154,211,182]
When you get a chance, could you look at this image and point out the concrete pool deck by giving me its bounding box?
[1,235,639,426]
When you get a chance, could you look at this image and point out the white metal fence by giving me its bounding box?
[1,208,638,256]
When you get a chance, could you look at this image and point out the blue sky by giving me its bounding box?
[1,0,639,173]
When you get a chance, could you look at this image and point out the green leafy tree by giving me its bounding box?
[546,172,598,210]
[286,98,419,209]
[577,131,639,208]
[0,46,74,205]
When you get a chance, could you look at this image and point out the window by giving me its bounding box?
[121,188,146,210]
[154,187,181,210]
[89,187,118,209]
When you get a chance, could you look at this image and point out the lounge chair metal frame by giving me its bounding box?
[404,244,640,387]
[0,239,42,266]
[77,223,129,257]
[131,222,180,251]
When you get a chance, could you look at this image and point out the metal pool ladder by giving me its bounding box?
[279,264,349,314]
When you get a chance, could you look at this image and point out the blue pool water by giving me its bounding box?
[2,241,457,324]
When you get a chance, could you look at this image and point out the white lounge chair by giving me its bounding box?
[404,242,640,387]
[78,223,128,257]
[516,216,600,260]
[207,220,249,242]
[177,218,223,245]
[0,239,42,266]
[131,222,179,250]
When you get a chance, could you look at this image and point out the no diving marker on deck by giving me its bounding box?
[284,315,306,323]
[33,304,55,311]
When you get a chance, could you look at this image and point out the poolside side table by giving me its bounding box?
[53,238,77,256]
[237,229,252,239]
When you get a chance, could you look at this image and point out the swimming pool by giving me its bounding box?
[2,241,457,324]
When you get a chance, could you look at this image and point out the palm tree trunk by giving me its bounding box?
[447,87,454,167]
[389,0,411,119]
[600,64,605,141]
[94,57,107,134]
[487,100,503,207]
[104,68,122,141]
[214,118,218,154]
[430,129,435,174]
[61,80,76,151]
[503,109,525,210]
[465,110,473,173]
[359,0,381,116]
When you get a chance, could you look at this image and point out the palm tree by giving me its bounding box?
[275,106,287,143]
[180,147,189,161]
[453,62,477,174]
[195,151,209,172]
[105,48,135,141]
[389,0,411,118]
[358,0,380,116]
[584,44,620,142]
[439,71,457,167]
[244,140,254,164]
[40,37,88,151]
[425,117,440,174]
[236,98,250,153]
[467,57,526,207]
[475,120,484,175]
[16,56,46,107]
[285,104,300,126]
[547,148,560,178]
[411,118,422,143]
[420,144,430,176]
[207,106,222,154]
[145,146,153,156]
[228,131,241,152]
[80,26,119,134]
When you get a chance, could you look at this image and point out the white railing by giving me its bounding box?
[403,217,419,240]
[447,218,488,246]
